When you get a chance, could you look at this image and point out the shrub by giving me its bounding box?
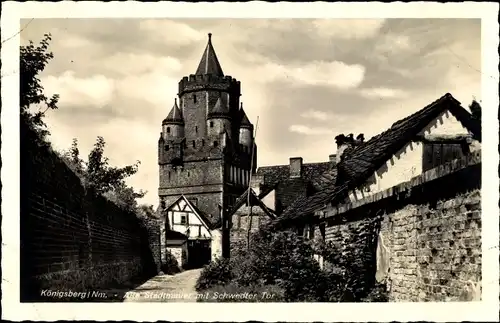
[195,257,233,291]
[161,251,181,275]
[230,224,325,301]
[361,282,389,302]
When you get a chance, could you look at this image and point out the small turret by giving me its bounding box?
[239,103,253,152]
[207,95,232,138]
[162,98,185,140]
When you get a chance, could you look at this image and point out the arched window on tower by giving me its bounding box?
[166,127,170,133]
[214,141,219,147]
[210,121,214,128]
[165,145,170,151]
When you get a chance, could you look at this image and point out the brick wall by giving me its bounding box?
[20,123,160,301]
[379,189,481,301]
[320,154,481,301]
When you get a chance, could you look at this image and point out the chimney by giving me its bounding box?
[250,174,265,196]
[329,154,336,162]
[289,157,303,178]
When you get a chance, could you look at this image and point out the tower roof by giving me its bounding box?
[208,95,231,119]
[239,105,253,129]
[195,33,224,76]
[163,98,184,125]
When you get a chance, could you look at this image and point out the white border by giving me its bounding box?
[2,1,499,322]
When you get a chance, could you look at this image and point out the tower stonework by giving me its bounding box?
[158,34,257,239]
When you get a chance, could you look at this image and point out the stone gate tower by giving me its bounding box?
[158,33,257,232]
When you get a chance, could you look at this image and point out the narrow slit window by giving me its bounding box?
[195,126,198,134]
[192,140,196,148]
[193,94,197,103]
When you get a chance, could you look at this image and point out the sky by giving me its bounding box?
[20,18,481,207]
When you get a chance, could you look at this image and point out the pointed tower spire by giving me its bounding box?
[208,96,231,119]
[239,107,253,129]
[195,33,224,76]
[163,98,184,125]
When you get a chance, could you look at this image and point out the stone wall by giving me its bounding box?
[230,206,271,249]
[20,123,160,301]
[320,153,481,302]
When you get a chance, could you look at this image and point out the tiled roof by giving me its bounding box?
[208,95,231,118]
[195,33,224,76]
[239,106,253,129]
[163,99,184,125]
[257,162,333,188]
[277,93,481,224]
[256,161,334,212]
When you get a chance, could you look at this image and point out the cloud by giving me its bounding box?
[359,87,409,99]
[42,71,115,107]
[300,109,330,121]
[288,125,334,136]
[374,34,411,54]
[313,19,386,39]
[138,19,205,47]
[262,60,365,89]
[100,52,183,76]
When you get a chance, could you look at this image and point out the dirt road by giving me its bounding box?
[122,268,202,302]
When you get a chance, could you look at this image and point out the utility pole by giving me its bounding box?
[246,116,259,250]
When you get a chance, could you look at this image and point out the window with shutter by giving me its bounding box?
[422,142,466,172]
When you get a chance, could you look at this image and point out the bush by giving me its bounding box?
[195,257,233,291]
[361,283,389,302]
[196,222,386,302]
[230,225,325,301]
[161,251,181,275]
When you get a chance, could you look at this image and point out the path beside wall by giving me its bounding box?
[321,152,481,302]
[20,123,161,301]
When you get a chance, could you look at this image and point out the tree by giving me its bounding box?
[137,204,157,219]
[20,33,59,140]
[61,137,146,211]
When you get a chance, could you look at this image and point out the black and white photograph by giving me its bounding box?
[2,2,499,322]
